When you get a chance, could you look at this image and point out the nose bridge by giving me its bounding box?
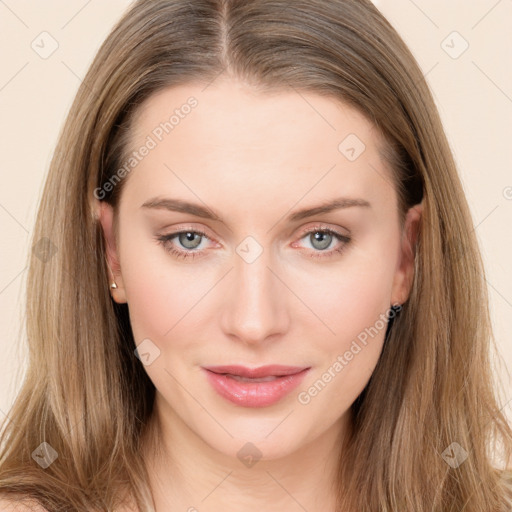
[219,237,289,343]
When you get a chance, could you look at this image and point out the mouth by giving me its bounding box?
[201,365,311,408]
[202,364,310,379]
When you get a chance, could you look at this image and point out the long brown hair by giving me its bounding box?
[0,1,511,510]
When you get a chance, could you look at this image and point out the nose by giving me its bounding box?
[218,245,290,346]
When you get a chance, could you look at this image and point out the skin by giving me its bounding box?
[95,78,422,512]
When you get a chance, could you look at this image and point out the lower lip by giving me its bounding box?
[203,368,310,408]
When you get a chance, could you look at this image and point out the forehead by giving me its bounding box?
[121,79,396,216]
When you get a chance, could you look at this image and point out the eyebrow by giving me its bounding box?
[140,196,371,223]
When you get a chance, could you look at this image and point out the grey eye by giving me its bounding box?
[309,231,333,250]
[178,232,203,249]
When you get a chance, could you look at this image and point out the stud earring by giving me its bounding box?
[106,260,118,290]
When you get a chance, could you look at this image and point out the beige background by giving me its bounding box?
[1,1,511,430]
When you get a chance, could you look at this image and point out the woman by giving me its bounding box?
[0,0,511,510]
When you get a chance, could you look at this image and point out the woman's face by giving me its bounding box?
[96,79,420,460]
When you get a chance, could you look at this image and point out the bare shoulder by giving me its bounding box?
[0,497,47,512]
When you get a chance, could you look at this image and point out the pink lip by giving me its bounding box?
[202,365,311,408]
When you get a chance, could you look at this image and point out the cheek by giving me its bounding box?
[124,270,209,347]
[293,244,398,344]
[118,229,198,342]
[290,236,399,394]
[293,259,397,420]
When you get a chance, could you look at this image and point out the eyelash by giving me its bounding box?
[155,225,351,261]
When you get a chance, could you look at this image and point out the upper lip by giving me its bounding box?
[203,365,310,378]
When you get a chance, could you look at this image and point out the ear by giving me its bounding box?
[93,199,127,304]
[390,202,423,306]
